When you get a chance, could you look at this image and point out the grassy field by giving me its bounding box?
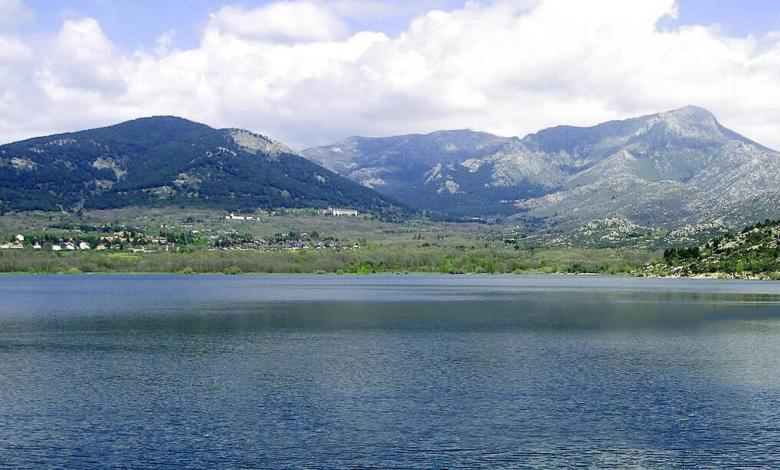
[0,208,658,274]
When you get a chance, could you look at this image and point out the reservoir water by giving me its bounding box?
[2,275,780,467]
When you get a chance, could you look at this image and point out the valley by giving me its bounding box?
[0,207,653,275]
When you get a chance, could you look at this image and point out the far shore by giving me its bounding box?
[0,270,776,281]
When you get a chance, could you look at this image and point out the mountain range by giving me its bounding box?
[0,117,401,216]
[2,106,779,240]
[305,106,780,233]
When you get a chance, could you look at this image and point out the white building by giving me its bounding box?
[78,241,91,250]
[226,213,255,221]
[52,244,62,252]
[2,239,24,250]
[14,234,24,242]
[322,207,359,217]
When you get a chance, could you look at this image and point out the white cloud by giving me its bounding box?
[46,18,123,90]
[3,0,780,151]
[0,0,33,30]
[208,2,348,43]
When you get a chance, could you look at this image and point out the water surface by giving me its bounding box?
[2,275,780,467]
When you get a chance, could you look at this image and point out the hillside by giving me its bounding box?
[647,219,780,279]
[513,106,780,230]
[0,117,403,216]
[303,130,520,216]
[305,107,780,234]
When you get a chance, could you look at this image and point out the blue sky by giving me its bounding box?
[24,0,780,52]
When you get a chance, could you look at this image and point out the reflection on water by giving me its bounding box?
[1,275,780,466]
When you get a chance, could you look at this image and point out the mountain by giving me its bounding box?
[305,106,780,232]
[513,106,780,230]
[0,117,402,215]
[303,130,524,215]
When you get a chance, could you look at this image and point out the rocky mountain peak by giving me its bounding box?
[648,105,723,138]
[661,105,716,121]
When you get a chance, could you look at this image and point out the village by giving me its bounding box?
[1,230,360,253]
[0,209,363,254]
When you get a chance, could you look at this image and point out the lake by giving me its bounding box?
[2,274,780,467]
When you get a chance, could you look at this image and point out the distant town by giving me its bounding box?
[0,209,363,254]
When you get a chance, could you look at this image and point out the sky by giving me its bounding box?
[2,0,780,149]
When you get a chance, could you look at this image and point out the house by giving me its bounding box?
[52,244,62,251]
[64,242,76,250]
[32,242,42,250]
[78,241,91,250]
[2,239,24,250]
[225,213,255,221]
[321,207,359,217]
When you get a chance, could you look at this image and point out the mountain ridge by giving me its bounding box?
[304,106,780,234]
[5,107,780,240]
[0,116,404,216]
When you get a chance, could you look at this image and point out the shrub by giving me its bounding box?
[223,265,242,275]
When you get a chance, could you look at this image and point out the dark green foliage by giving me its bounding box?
[663,246,700,263]
[0,117,405,217]
[657,219,780,277]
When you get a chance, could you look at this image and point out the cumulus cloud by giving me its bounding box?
[208,2,348,43]
[2,0,780,150]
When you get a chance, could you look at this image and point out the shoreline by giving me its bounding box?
[0,270,634,276]
[0,270,776,281]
